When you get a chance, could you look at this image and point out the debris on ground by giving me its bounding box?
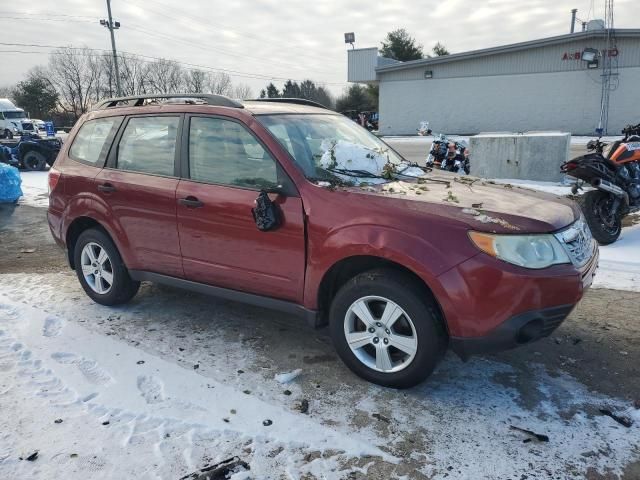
[372,413,391,424]
[262,419,273,426]
[19,248,36,253]
[274,368,302,384]
[599,409,634,428]
[296,399,309,414]
[179,456,250,480]
[283,389,292,396]
[54,419,63,424]
[20,451,38,461]
[510,426,550,443]
[136,360,145,365]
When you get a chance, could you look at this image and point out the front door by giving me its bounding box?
[95,114,183,278]
[176,115,306,302]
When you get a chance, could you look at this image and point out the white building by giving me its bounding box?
[348,27,640,135]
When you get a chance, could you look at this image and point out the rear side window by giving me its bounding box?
[69,117,122,165]
[188,116,278,189]
[116,116,179,176]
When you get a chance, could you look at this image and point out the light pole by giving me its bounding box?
[100,0,122,97]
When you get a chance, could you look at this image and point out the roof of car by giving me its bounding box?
[91,94,337,116]
[242,101,335,115]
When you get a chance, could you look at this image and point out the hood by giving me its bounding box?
[345,173,579,234]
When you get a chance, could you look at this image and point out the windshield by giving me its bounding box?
[3,111,26,120]
[258,114,418,184]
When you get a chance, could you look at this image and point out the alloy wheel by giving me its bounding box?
[343,296,418,373]
[80,242,114,294]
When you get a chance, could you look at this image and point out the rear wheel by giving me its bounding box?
[74,228,140,305]
[22,151,47,171]
[580,190,622,245]
[329,268,446,389]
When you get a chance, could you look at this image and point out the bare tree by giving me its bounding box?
[233,83,253,99]
[207,72,233,96]
[145,58,183,94]
[118,54,150,96]
[183,69,208,93]
[0,85,15,101]
[48,47,102,118]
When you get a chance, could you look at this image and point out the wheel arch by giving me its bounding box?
[316,255,447,332]
[65,216,113,269]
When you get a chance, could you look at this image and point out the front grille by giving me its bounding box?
[554,217,597,268]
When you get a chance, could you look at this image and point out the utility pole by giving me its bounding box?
[100,0,122,96]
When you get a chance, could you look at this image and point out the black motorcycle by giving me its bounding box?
[426,134,470,175]
[561,123,640,244]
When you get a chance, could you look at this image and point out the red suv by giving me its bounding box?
[48,94,598,388]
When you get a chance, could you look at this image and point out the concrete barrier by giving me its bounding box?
[469,132,570,182]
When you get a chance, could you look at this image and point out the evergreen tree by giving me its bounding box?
[12,69,59,119]
[335,84,376,113]
[265,83,280,98]
[380,29,423,61]
[432,42,450,56]
[281,80,301,98]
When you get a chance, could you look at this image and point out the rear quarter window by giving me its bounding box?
[69,116,123,166]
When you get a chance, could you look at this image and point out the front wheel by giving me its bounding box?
[74,228,140,305]
[329,268,446,388]
[22,151,47,171]
[3,129,13,140]
[580,190,622,245]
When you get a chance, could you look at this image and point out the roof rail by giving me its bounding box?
[93,93,244,110]
[248,98,328,110]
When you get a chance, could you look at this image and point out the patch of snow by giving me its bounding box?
[274,368,302,384]
[17,170,49,208]
[593,223,640,292]
[0,294,390,480]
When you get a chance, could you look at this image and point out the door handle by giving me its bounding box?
[179,196,204,208]
[98,183,116,193]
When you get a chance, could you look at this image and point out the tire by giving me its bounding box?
[22,151,47,171]
[329,268,446,389]
[73,228,140,306]
[3,129,13,140]
[579,190,622,245]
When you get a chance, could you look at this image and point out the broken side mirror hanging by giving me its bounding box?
[252,190,281,231]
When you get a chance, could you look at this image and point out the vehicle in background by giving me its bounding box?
[0,132,62,170]
[426,132,470,175]
[0,99,29,139]
[562,122,640,244]
[32,119,47,134]
[48,94,597,388]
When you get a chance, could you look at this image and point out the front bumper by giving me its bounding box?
[435,245,599,359]
[449,304,575,359]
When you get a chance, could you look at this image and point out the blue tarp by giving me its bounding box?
[0,163,23,203]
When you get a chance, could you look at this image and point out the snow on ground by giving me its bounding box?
[0,273,639,479]
[593,222,640,292]
[17,171,49,208]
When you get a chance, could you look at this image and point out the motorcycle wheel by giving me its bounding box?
[579,190,622,245]
[22,151,47,171]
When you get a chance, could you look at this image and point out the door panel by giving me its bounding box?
[95,169,182,277]
[176,180,305,301]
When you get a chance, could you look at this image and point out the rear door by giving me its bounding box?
[95,114,184,278]
[176,115,306,302]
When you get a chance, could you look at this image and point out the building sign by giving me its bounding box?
[562,48,619,60]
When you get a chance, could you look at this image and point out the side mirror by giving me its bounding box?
[252,190,282,231]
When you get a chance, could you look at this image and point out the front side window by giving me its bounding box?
[188,117,278,189]
[69,116,122,165]
[117,116,179,176]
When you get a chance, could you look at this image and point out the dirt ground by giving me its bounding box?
[1,196,640,478]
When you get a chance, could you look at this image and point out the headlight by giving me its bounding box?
[468,231,571,269]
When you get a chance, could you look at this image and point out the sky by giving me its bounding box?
[0,0,639,98]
